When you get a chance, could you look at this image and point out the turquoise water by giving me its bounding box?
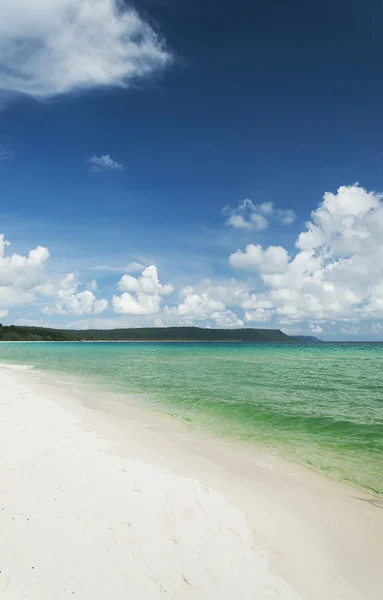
[0,342,382,495]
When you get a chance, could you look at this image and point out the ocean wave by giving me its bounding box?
[0,362,35,371]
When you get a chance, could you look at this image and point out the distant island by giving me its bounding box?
[0,324,322,343]
[294,335,323,343]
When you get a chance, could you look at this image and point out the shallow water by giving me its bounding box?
[0,341,382,494]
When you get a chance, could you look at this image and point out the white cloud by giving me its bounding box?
[43,273,108,316]
[0,234,50,289]
[244,310,272,323]
[242,294,273,323]
[3,183,383,335]
[0,145,14,162]
[183,278,251,308]
[275,208,296,225]
[229,184,383,325]
[229,244,289,273]
[165,282,244,328]
[0,234,50,312]
[0,236,246,328]
[169,289,225,319]
[89,154,124,172]
[112,265,173,315]
[258,201,274,215]
[88,261,145,273]
[211,310,243,328]
[87,280,97,291]
[125,262,146,273]
[0,0,171,100]
[226,213,268,231]
[340,324,363,336]
[223,199,296,231]
[0,237,107,322]
[241,294,273,310]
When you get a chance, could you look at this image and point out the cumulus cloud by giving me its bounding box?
[43,273,108,316]
[112,265,173,315]
[89,154,124,172]
[0,0,171,100]
[242,294,274,323]
[125,262,146,273]
[230,244,289,273]
[211,310,244,328]
[181,278,250,308]
[165,283,244,328]
[244,309,271,323]
[0,234,246,328]
[0,234,51,313]
[229,184,383,325]
[0,234,50,289]
[223,199,296,231]
[3,184,383,334]
[169,288,225,318]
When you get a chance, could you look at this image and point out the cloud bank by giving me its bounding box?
[0,234,50,316]
[229,185,383,326]
[0,0,171,100]
[0,234,108,318]
[1,184,383,337]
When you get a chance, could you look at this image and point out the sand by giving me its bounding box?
[0,366,382,599]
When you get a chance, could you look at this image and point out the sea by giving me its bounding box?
[0,341,382,495]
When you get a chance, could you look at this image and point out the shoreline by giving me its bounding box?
[1,339,382,344]
[0,339,300,343]
[1,367,382,599]
[0,355,380,498]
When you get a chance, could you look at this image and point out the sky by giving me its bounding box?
[1,0,383,340]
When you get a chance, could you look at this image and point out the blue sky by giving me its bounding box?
[1,0,383,340]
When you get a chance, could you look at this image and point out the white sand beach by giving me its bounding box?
[0,366,382,600]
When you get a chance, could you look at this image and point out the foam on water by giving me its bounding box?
[0,362,35,371]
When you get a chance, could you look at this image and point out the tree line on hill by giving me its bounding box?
[0,325,315,343]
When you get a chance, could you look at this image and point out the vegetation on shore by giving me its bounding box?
[0,325,305,343]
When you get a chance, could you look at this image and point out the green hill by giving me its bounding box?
[0,325,299,343]
[294,335,322,343]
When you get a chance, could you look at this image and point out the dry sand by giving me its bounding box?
[0,365,382,599]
